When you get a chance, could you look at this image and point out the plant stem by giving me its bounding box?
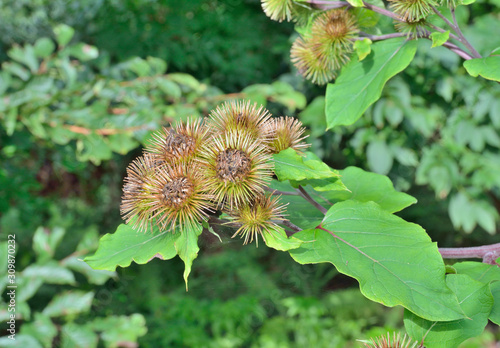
[430,5,455,29]
[425,22,460,41]
[264,186,300,196]
[357,32,408,41]
[450,8,481,58]
[281,220,302,233]
[442,41,473,60]
[297,186,328,214]
[430,5,481,58]
[439,243,500,265]
[306,0,402,21]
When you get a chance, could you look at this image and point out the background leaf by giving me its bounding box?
[42,291,94,317]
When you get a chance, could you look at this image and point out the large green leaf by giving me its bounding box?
[84,224,179,271]
[404,274,493,347]
[453,261,500,325]
[326,38,417,129]
[326,166,417,213]
[174,224,203,289]
[272,149,340,182]
[464,56,500,82]
[289,201,465,321]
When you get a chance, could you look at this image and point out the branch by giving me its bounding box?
[430,5,481,58]
[439,243,500,265]
[306,0,402,21]
[281,219,302,233]
[357,32,408,41]
[425,22,460,41]
[48,122,151,136]
[450,8,481,58]
[264,186,300,196]
[297,186,328,214]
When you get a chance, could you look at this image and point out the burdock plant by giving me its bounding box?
[199,131,274,210]
[120,100,309,245]
[291,9,359,85]
[226,193,288,245]
[264,116,310,154]
[146,117,209,165]
[208,100,271,141]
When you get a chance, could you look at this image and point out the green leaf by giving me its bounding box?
[366,140,393,175]
[174,224,203,289]
[262,227,303,251]
[89,314,147,347]
[84,223,180,271]
[461,0,477,5]
[34,38,56,58]
[61,323,98,348]
[489,282,500,325]
[346,0,364,6]
[63,256,116,285]
[326,166,417,213]
[32,226,65,263]
[464,56,500,82]
[22,261,76,285]
[107,133,139,155]
[326,38,417,129]
[292,177,349,193]
[273,149,340,182]
[269,181,325,230]
[65,43,99,61]
[0,335,42,348]
[453,261,500,325]
[168,73,202,91]
[20,313,58,348]
[354,38,372,61]
[404,274,493,347]
[430,31,450,48]
[289,201,465,321]
[157,78,182,99]
[7,45,39,73]
[54,24,75,47]
[42,291,94,317]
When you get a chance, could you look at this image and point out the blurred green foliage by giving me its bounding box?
[0,0,293,91]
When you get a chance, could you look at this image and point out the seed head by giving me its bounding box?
[120,154,160,232]
[309,9,358,71]
[208,100,272,141]
[199,132,273,209]
[360,332,419,348]
[261,0,311,22]
[395,18,428,38]
[144,163,215,231]
[389,0,436,21]
[227,194,288,246]
[291,36,337,85]
[146,118,208,165]
[264,116,309,154]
